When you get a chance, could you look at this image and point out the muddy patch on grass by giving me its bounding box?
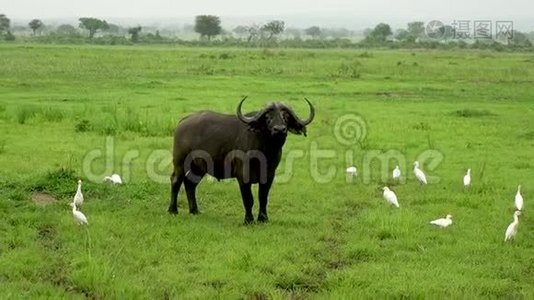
[32,192,57,206]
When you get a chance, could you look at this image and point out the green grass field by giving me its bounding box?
[1,44,534,298]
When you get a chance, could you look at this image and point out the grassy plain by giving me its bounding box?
[1,44,534,298]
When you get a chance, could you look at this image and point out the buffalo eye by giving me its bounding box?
[281,110,289,121]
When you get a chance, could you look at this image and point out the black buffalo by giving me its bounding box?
[168,97,315,223]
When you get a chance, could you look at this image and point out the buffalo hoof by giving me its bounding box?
[168,207,178,215]
[257,213,269,223]
[244,215,255,225]
[189,208,200,215]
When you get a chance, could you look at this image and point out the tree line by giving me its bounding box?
[0,13,532,51]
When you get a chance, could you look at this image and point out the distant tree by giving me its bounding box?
[128,26,142,42]
[78,17,109,38]
[56,24,77,35]
[232,25,247,35]
[407,21,425,38]
[28,19,44,35]
[365,23,392,43]
[261,20,285,39]
[245,24,260,42]
[510,30,531,46]
[194,15,222,41]
[394,28,412,41]
[362,28,372,37]
[305,26,321,39]
[5,30,15,41]
[104,23,122,35]
[0,14,10,35]
[232,25,248,38]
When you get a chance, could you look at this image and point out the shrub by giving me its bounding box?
[40,107,65,122]
[334,61,362,79]
[75,119,92,132]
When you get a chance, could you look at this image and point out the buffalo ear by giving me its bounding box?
[286,115,307,136]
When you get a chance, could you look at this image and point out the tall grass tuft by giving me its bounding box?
[123,106,144,133]
[333,61,362,79]
[40,107,65,122]
[15,105,40,124]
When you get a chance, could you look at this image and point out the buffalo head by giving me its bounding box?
[236,96,315,137]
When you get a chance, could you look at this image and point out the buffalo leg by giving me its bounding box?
[239,182,254,224]
[258,179,273,222]
[168,169,184,214]
[184,178,201,214]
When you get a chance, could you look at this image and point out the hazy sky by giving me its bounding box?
[3,0,534,29]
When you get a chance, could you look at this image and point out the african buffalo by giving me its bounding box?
[168,97,315,223]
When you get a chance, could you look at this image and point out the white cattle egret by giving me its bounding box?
[104,174,123,184]
[515,185,523,211]
[430,214,453,228]
[382,186,399,208]
[413,161,427,185]
[504,211,521,242]
[346,166,357,177]
[70,202,88,225]
[463,169,471,187]
[73,179,84,206]
[392,165,401,181]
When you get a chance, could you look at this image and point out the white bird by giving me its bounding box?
[515,185,523,211]
[346,166,357,177]
[104,174,123,184]
[430,214,453,228]
[73,179,84,206]
[382,186,399,208]
[70,202,88,225]
[392,165,401,180]
[463,169,471,187]
[413,161,427,185]
[504,211,521,242]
